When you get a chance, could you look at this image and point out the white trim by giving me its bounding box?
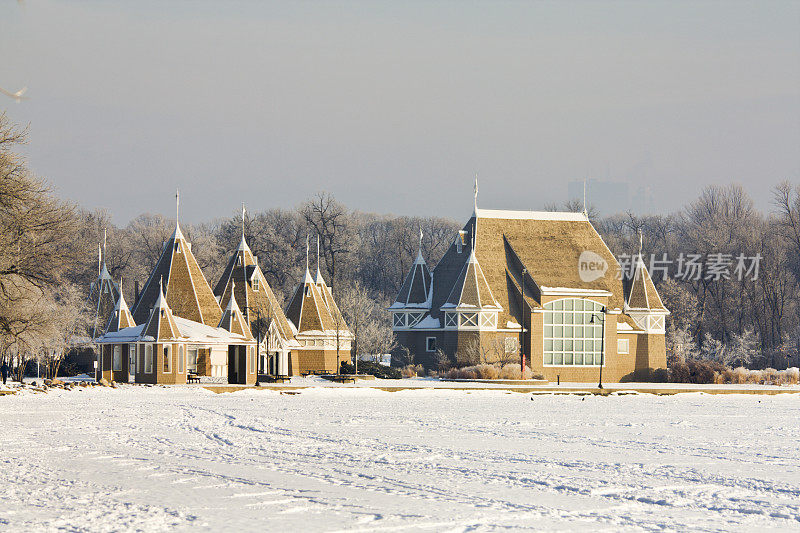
[475,209,588,221]
[425,337,437,352]
[540,286,613,296]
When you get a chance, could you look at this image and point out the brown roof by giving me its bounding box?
[131,225,222,326]
[285,270,336,334]
[105,292,135,334]
[443,248,500,309]
[218,288,254,340]
[214,236,296,343]
[624,255,666,310]
[394,251,432,307]
[315,274,349,329]
[89,264,120,339]
[425,210,637,327]
[142,284,180,341]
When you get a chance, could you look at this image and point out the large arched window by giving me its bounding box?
[543,299,604,366]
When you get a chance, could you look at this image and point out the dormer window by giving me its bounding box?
[457,230,468,254]
[252,277,259,291]
[237,256,242,266]
[175,242,181,253]
[305,286,311,297]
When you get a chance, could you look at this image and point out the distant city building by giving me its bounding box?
[567,179,654,216]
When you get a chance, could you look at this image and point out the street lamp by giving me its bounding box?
[589,306,607,389]
[520,267,527,373]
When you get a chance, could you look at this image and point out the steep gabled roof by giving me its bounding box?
[624,254,666,311]
[442,247,501,310]
[218,287,254,340]
[131,224,222,326]
[213,235,296,344]
[105,290,135,334]
[394,250,432,308]
[314,272,349,330]
[429,210,633,326]
[142,282,181,341]
[285,269,336,334]
[88,262,120,339]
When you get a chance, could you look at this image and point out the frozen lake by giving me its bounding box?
[1,383,798,531]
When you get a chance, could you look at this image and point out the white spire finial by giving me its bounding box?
[638,228,643,258]
[473,173,479,214]
[103,229,107,263]
[241,203,246,238]
[97,243,101,277]
[305,234,310,272]
[583,179,587,216]
[419,227,423,251]
[175,189,180,225]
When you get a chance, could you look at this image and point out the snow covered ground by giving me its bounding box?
[1,383,799,532]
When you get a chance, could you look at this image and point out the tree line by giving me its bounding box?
[1,113,799,375]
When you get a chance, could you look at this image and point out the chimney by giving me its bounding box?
[134,280,140,306]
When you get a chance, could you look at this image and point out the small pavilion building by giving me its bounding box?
[284,240,353,374]
[214,233,298,377]
[95,198,257,384]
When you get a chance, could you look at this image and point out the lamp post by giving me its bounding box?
[589,306,607,389]
[520,267,527,373]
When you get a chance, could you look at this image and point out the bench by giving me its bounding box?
[301,369,335,377]
[258,374,291,384]
[187,371,201,384]
[322,375,356,384]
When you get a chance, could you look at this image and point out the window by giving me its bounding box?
[393,313,406,328]
[145,345,153,373]
[112,346,122,371]
[129,344,136,374]
[252,276,259,291]
[164,345,172,373]
[479,312,497,329]
[426,337,437,352]
[178,345,185,373]
[407,312,423,327]
[237,255,242,266]
[543,298,604,366]
[617,338,630,355]
[444,312,457,328]
[188,348,198,372]
[175,242,181,253]
[456,230,467,253]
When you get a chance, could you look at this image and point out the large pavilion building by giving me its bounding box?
[391,203,668,383]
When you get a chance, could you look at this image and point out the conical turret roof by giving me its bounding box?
[142,281,181,341]
[105,290,135,334]
[443,247,501,310]
[285,267,336,334]
[214,234,296,344]
[131,223,222,326]
[395,249,432,308]
[218,285,254,340]
[624,254,666,311]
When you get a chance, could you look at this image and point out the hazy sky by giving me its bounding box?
[1,1,798,224]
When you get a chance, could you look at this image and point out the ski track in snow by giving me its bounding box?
[0,386,799,532]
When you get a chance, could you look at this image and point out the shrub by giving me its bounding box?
[400,364,424,378]
[669,359,727,384]
[340,361,400,379]
[443,363,543,380]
